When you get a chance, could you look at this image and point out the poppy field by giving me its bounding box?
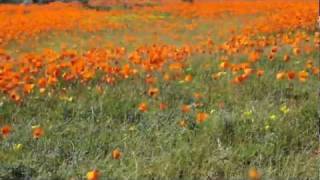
[0,0,319,179]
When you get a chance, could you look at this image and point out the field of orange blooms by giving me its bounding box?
[0,0,319,179]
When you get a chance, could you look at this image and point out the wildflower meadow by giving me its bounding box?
[0,0,319,179]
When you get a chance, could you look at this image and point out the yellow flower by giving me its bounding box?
[31,124,40,129]
[265,125,270,130]
[269,114,277,121]
[13,144,23,151]
[280,105,289,114]
[129,126,135,131]
[243,110,253,117]
[59,96,73,102]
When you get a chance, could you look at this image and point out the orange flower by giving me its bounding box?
[104,76,115,85]
[193,92,202,99]
[23,83,34,94]
[276,72,286,80]
[283,54,290,62]
[312,67,320,75]
[169,63,183,72]
[112,148,122,160]
[249,51,260,63]
[38,77,47,89]
[196,112,209,123]
[219,61,229,69]
[298,70,308,82]
[256,69,264,77]
[248,168,261,180]
[232,74,248,84]
[287,71,295,80]
[184,74,193,82]
[271,46,278,53]
[243,68,254,75]
[145,75,156,84]
[138,102,148,112]
[32,127,44,139]
[48,76,58,86]
[179,120,188,128]
[147,87,159,97]
[159,103,168,110]
[293,47,301,55]
[305,60,313,69]
[87,170,100,180]
[1,125,11,138]
[268,53,274,61]
[181,104,191,113]
[9,91,21,102]
[163,73,171,81]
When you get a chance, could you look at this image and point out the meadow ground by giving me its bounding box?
[0,0,319,179]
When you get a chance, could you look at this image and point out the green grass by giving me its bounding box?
[0,11,319,180]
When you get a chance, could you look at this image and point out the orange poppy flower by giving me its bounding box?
[33,127,44,139]
[276,72,286,80]
[38,77,47,89]
[112,148,122,160]
[193,92,202,99]
[298,71,308,82]
[184,74,193,82]
[244,68,254,75]
[147,87,159,97]
[256,69,264,77]
[268,53,275,61]
[47,76,58,86]
[249,51,260,63]
[163,73,171,81]
[219,61,229,69]
[159,103,168,111]
[1,125,11,138]
[312,67,320,75]
[233,74,248,84]
[271,46,278,53]
[283,54,290,62]
[169,63,183,72]
[138,102,148,112]
[305,60,313,69]
[196,112,209,123]
[9,91,21,102]
[23,83,34,94]
[87,170,100,180]
[293,47,301,55]
[181,104,191,113]
[248,168,261,180]
[179,120,188,128]
[145,75,156,84]
[104,76,115,85]
[287,71,295,80]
